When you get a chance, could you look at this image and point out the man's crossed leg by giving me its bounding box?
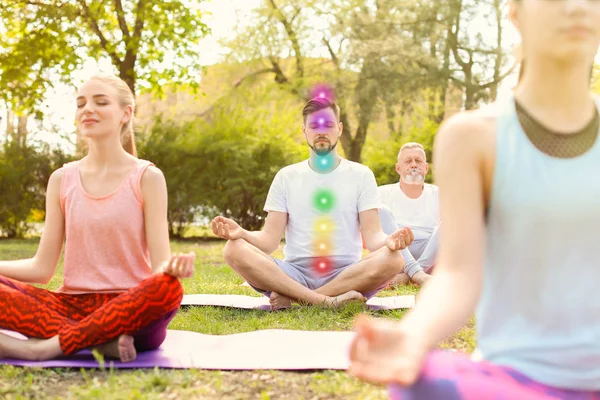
[223,238,405,310]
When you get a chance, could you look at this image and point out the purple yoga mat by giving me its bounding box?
[0,329,355,370]
[181,294,415,310]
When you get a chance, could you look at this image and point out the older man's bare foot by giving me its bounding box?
[270,292,293,310]
[411,271,431,286]
[325,291,366,308]
[95,335,136,363]
[386,273,410,289]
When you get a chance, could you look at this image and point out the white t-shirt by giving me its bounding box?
[264,158,380,262]
[378,183,439,240]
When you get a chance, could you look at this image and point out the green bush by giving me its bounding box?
[139,94,306,234]
[0,142,72,238]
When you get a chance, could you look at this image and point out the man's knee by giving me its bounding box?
[370,247,405,279]
[223,239,248,267]
[386,249,405,275]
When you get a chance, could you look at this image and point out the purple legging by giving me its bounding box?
[389,351,600,400]
[129,308,178,352]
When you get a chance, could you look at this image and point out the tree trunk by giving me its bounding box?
[435,15,454,124]
[385,101,396,136]
[490,0,503,101]
[17,115,28,147]
[465,84,477,110]
[120,53,137,96]
[349,124,369,163]
[6,110,14,140]
[339,110,354,160]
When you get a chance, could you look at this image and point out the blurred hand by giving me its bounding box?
[348,314,428,386]
[162,252,195,278]
[385,226,414,251]
[210,216,245,240]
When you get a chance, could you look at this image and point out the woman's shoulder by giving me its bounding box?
[49,160,79,186]
[435,107,498,160]
[439,107,498,141]
[139,161,166,189]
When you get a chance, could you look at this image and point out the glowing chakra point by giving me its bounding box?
[312,257,333,276]
[313,189,335,212]
[313,216,335,235]
[309,83,336,102]
[314,153,335,172]
[313,236,332,256]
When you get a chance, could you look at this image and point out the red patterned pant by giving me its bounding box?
[0,273,183,355]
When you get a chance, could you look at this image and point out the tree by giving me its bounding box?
[0,0,210,115]
[222,0,516,162]
[0,141,72,238]
[139,82,305,234]
[224,0,433,163]
[4,109,29,147]
[445,0,515,110]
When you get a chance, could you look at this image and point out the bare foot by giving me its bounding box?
[326,290,366,308]
[95,335,137,363]
[269,292,293,310]
[385,273,410,289]
[410,271,431,286]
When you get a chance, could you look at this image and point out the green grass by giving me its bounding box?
[0,239,475,399]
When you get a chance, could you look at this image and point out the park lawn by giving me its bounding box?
[0,239,475,399]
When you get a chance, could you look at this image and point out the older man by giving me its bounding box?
[379,142,439,287]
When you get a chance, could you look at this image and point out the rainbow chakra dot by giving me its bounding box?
[313,189,335,213]
[313,216,335,234]
[309,83,336,102]
[312,257,333,276]
[314,153,335,172]
[313,238,333,257]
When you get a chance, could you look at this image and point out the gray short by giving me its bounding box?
[249,256,384,299]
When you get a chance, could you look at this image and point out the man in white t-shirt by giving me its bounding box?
[210,97,413,310]
[378,142,439,287]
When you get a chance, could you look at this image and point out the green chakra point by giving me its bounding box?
[313,189,336,212]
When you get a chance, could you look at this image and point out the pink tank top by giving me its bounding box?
[58,159,154,294]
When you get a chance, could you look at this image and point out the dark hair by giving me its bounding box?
[302,97,341,122]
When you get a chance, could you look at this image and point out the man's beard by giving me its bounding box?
[402,169,425,184]
[309,138,338,156]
